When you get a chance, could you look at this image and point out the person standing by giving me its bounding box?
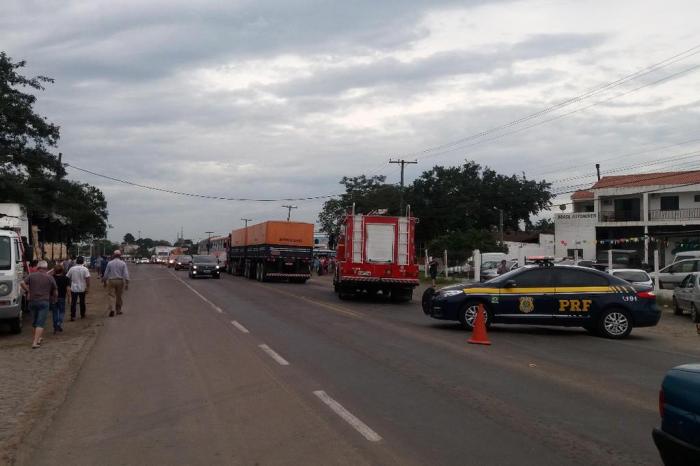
[94,255,104,278]
[100,254,108,277]
[62,255,75,273]
[20,261,57,348]
[66,256,91,320]
[51,264,71,333]
[102,250,130,317]
[497,259,509,275]
[428,257,439,287]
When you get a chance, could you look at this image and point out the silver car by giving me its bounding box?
[609,269,653,290]
[654,259,700,290]
[672,272,700,322]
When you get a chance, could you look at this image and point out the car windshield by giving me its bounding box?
[614,271,649,282]
[193,255,217,263]
[0,237,11,270]
[483,267,522,284]
[481,261,499,269]
[178,256,191,262]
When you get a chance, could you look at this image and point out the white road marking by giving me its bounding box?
[231,320,250,334]
[170,272,222,313]
[214,306,224,314]
[313,390,382,442]
[258,344,290,366]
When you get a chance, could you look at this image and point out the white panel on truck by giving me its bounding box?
[365,224,394,263]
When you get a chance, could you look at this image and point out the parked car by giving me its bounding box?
[673,250,700,263]
[608,269,653,291]
[652,363,700,465]
[654,259,700,290]
[672,273,700,321]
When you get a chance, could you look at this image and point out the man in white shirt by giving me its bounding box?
[102,250,130,317]
[66,256,91,320]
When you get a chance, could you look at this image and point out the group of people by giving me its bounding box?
[20,250,131,349]
[312,255,334,276]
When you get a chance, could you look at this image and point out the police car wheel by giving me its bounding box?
[691,303,699,323]
[672,297,683,315]
[598,308,632,339]
[459,301,491,330]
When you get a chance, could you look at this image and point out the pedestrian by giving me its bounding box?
[497,259,509,275]
[313,256,320,275]
[100,254,108,277]
[66,256,91,320]
[20,260,57,348]
[62,255,75,273]
[28,260,39,273]
[95,255,104,278]
[429,257,439,287]
[102,250,130,317]
[50,264,71,333]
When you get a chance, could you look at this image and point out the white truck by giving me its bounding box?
[0,228,26,334]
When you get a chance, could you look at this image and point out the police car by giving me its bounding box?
[422,258,660,339]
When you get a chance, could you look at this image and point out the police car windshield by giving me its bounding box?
[483,267,521,284]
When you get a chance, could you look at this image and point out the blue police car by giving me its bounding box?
[422,261,660,339]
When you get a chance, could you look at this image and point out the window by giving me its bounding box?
[660,196,679,211]
[511,268,555,287]
[680,275,691,287]
[613,271,650,282]
[669,261,696,274]
[566,249,583,259]
[0,237,10,270]
[695,194,700,203]
[555,268,610,287]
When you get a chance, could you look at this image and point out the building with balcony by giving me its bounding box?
[554,170,700,266]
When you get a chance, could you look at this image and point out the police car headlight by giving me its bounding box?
[439,289,463,297]
[0,282,11,296]
[215,265,220,269]
[192,265,198,269]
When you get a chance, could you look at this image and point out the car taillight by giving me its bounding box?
[659,389,665,418]
[637,290,655,299]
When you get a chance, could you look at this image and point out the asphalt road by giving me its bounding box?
[29,265,700,465]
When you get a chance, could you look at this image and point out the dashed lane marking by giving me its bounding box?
[258,344,290,366]
[313,390,382,442]
[170,271,222,313]
[231,320,250,334]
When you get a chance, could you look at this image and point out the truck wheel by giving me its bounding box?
[260,264,268,282]
[459,301,491,331]
[672,297,683,315]
[9,308,23,334]
[597,308,632,339]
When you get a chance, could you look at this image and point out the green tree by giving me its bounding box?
[533,218,554,232]
[318,175,401,238]
[0,52,108,244]
[123,233,136,243]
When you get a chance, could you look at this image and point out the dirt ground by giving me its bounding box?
[0,282,109,465]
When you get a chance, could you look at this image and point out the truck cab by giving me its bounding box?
[0,229,26,333]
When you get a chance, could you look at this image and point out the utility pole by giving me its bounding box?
[499,209,504,244]
[595,163,601,181]
[282,205,297,221]
[389,158,418,215]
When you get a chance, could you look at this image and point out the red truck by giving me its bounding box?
[334,212,419,301]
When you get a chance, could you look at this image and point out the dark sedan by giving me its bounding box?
[174,255,192,270]
[189,255,221,279]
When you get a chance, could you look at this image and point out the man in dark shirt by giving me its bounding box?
[21,260,57,348]
[51,264,71,333]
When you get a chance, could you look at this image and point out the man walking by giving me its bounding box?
[20,261,57,348]
[66,256,91,320]
[428,257,439,287]
[103,250,130,317]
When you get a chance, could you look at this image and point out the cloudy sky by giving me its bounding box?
[3,0,699,243]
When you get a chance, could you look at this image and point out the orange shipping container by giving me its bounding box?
[231,221,313,247]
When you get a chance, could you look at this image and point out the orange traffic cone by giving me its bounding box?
[468,304,491,345]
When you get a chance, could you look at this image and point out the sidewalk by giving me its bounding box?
[0,286,109,465]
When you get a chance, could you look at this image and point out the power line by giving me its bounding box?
[66,163,342,202]
[402,44,700,160]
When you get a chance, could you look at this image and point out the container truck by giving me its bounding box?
[334,212,419,301]
[228,221,313,283]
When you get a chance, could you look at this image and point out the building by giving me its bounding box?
[554,170,700,266]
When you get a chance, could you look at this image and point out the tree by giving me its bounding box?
[0,52,108,244]
[318,175,401,238]
[533,218,554,233]
[123,233,136,244]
